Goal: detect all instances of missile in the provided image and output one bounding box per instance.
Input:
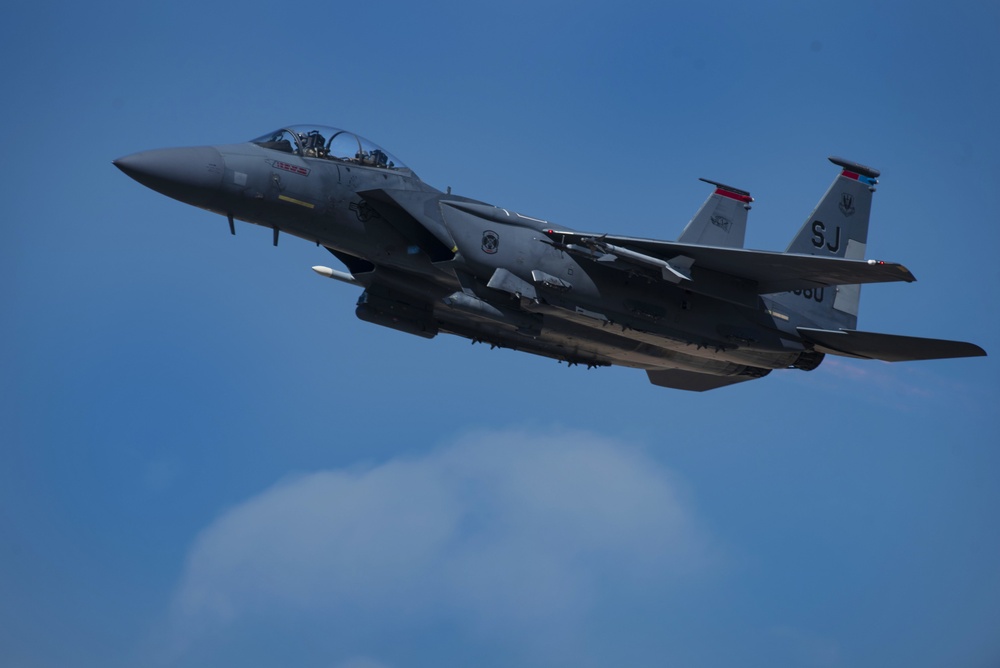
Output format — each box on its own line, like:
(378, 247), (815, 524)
(311, 265), (361, 286)
(583, 238), (693, 283)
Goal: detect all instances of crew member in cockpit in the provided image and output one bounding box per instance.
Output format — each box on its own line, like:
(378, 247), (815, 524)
(300, 130), (327, 158)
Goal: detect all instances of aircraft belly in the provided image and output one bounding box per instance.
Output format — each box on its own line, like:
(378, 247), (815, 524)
(533, 303), (799, 371)
(521, 268), (799, 367)
(433, 296), (790, 375)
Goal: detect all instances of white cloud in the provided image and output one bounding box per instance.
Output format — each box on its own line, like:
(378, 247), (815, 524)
(168, 429), (712, 659)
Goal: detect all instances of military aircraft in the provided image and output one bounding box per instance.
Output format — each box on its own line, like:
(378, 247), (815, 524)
(114, 125), (985, 391)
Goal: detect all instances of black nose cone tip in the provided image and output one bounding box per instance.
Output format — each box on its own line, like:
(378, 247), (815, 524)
(113, 146), (225, 200)
(112, 153), (144, 179)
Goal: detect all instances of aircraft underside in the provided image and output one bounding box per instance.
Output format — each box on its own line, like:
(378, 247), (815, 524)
(357, 280), (808, 377)
(434, 309), (796, 377)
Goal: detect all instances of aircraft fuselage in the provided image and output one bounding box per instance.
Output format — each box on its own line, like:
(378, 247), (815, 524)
(114, 125), (983, 390)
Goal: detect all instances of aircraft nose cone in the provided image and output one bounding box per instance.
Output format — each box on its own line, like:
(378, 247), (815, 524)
(114, 146), (225, 203)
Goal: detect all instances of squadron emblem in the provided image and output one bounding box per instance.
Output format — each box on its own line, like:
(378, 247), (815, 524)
(710, 215), (732, 232)
(839, 192), (855, 217)
(349, 200), (381, 222)
(482, 230), (500, 254)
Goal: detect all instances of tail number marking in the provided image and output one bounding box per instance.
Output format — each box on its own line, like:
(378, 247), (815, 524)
(792, 287), (825, 303)
(811, 221), (841, 254)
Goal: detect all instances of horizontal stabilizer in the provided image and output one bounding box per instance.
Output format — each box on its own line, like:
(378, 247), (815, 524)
(646, 368), (766, 391)
(798, 327), (987, 362)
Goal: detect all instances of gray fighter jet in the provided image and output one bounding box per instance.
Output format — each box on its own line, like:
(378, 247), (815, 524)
(114, 125), (985, 391)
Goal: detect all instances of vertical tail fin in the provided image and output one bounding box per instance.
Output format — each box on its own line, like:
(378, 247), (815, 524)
(772, 157), (880, 329)
(677, 179), (753, 247)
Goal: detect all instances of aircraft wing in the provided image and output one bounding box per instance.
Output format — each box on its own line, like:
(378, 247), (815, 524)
(543, 230), (915, 295)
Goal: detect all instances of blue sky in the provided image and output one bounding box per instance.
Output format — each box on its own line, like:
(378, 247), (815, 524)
(3, 1), (999, 667)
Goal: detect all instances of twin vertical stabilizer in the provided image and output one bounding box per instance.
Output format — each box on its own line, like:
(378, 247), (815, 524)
(677, 179), (753, 248)
(771, 157), (880, 330)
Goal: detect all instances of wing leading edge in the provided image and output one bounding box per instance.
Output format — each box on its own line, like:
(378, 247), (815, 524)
(543, 230), (915, 294)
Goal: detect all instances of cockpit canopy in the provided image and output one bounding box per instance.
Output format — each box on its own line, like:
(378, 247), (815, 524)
(251, 125), (413, 176)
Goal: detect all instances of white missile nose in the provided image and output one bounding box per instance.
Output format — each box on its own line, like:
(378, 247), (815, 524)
(311, 266), (360, 285)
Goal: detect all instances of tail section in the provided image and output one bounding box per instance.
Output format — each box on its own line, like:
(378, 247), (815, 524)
(677, 178), (753, 247)
(771, 157), (880, 329)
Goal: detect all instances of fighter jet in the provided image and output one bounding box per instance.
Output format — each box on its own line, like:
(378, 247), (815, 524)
(114, 125), (985, 391)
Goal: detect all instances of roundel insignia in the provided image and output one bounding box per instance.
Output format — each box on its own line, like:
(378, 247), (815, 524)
(482, 230), (500, 254)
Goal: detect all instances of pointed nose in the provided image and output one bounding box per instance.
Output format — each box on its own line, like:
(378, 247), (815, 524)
(114, 146), (225, 204)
